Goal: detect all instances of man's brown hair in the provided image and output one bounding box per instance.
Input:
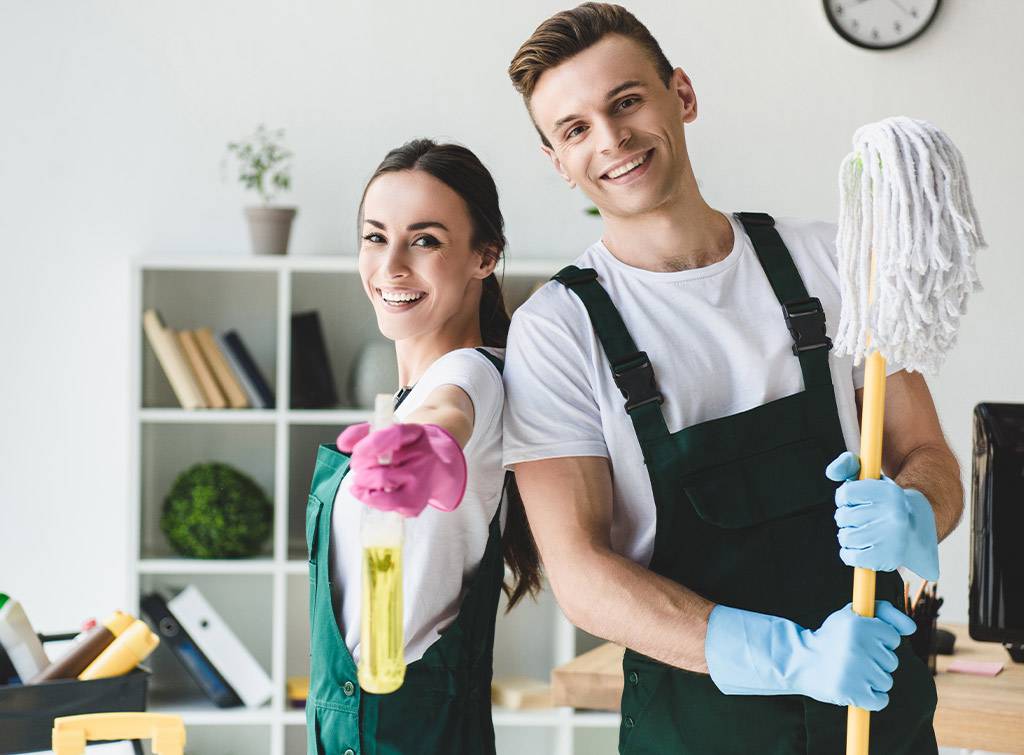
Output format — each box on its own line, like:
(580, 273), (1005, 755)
(508, 3), (674, 146)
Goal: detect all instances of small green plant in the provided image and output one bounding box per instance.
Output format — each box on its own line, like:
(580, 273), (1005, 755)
(225, 124), (292, 204)
(161, 462), (272, 558)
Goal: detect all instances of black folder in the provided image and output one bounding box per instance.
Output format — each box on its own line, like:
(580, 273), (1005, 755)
(140, 593), (242, 708)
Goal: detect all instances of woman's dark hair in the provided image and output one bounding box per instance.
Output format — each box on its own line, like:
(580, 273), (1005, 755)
(360, 138), (541, 609)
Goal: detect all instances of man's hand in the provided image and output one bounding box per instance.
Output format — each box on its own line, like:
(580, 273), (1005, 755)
(826, 451), (940, 580)
(707, 601), (916, 711)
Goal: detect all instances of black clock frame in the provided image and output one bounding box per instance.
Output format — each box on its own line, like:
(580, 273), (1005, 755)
(823, 0), (942, 51)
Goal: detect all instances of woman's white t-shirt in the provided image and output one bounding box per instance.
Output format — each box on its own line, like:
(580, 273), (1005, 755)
(330, 347), (505, 664)
(502, 215), (902, 569)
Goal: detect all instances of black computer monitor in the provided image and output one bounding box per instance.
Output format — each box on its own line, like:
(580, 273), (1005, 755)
(970, 403), (1024, 662)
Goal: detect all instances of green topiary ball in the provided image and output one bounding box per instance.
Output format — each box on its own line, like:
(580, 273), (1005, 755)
(161, 462), (272, 558)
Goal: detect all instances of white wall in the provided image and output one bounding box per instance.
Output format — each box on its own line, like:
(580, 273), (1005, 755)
(1, 0), (1021, 639)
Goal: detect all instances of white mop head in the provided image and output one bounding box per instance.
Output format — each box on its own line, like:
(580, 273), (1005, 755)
(834, 116), (986, 373)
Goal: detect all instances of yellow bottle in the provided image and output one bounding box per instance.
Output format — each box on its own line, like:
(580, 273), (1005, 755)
(358, 394), (406, 694)
(78, 619), (159, 680)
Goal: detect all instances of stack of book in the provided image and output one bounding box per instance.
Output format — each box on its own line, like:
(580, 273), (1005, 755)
(142, 309), (275, 410)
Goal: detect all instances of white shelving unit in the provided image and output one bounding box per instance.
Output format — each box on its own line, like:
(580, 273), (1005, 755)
(127, 254), (620, 755)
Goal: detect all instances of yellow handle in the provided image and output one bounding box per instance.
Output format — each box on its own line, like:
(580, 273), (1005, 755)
(846, 349), (886, 755)
(52, 712), (185, 755)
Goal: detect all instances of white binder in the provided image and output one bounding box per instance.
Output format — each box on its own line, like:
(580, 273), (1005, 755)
(168, 585), (273, 708)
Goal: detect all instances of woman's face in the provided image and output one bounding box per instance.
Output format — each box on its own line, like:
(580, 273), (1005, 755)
(358, 169), (495, 342)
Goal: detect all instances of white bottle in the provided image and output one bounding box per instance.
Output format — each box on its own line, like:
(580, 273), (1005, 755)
(0, 593), (50, 683)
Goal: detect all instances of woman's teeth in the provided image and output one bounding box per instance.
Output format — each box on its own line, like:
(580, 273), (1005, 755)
(380, 290), (425, 305)
(606, 152), (648, 179)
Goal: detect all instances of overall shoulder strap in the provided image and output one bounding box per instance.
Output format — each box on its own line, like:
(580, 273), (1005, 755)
(552, 265), (670, 447)
(733, 212), (835, 390)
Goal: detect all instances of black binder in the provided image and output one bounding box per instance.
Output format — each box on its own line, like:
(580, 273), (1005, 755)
(290, 310), (338, 409)
(140, 593), (243, 708)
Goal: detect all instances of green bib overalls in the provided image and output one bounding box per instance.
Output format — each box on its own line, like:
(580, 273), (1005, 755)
(306, 350), (505, 755)
(553, 213), (937, 754)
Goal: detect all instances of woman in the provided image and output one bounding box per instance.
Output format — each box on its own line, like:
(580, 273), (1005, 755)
(305, 139), (540, 755)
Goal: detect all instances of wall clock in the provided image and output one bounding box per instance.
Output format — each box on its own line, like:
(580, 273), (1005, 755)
(824, 0), (941, 50)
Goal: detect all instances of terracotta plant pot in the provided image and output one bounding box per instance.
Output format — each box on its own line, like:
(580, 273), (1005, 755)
(245, 206), (297, 255)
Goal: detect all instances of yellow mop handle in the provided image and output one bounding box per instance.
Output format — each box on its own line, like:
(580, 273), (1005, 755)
(846, 348), (886, 755)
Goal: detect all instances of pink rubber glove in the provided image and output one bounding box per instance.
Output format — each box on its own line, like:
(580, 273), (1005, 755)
(336, 422), (467, 517)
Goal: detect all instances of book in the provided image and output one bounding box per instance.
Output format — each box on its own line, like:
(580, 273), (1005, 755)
(220, 330), (275, 409)
(194, 327), (249, 409)
(141, 309), (206, 409)
(167, 585), (273, 709)
(140, 593), (242, 708)
(178, 330), (227, 409)
(290, 311), (338, 409)
(215, 332), (264, 409)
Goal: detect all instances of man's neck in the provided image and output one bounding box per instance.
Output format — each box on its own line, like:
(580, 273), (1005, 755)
(600, 192), (734, 273)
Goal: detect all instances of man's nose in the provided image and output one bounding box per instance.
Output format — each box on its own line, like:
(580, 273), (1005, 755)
(595, 118), (630, 155)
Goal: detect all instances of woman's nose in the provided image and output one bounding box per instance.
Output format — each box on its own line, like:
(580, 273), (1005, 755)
(382, 245), (410, 279)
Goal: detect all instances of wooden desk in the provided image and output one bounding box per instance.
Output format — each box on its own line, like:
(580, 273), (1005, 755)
(552, 624), (1024, 753)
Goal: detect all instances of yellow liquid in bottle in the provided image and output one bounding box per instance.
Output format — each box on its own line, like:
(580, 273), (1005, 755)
(358, 545), (405, 694)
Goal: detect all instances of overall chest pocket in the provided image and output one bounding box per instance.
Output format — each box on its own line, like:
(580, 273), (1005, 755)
(680, 437), (836, 529)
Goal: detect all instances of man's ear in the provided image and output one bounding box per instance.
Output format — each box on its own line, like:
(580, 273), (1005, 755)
(671, 67), (698, 124)
(541, 144), (576, 188)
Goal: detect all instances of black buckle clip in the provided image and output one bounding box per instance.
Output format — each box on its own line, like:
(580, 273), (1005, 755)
(734, 212), (775, 227)
(554, 267), (598, 287)
(783, 298), (832, 355)
(612, 352), (663, 412)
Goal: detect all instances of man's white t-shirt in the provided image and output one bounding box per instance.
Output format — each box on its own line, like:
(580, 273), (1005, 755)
(331, 347), (505, 664)
(502, 214), (901, 568)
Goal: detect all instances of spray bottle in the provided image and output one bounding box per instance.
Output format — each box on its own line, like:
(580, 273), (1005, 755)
(0, 593), (50, 682)
(78, 619), (159, 680)
(357, 393), (406, 694)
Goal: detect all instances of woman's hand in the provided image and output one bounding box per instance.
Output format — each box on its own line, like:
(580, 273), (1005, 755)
(337, 422), (468, 517)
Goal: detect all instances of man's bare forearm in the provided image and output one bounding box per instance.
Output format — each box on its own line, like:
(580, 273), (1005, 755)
(549, 544), (714, 673)
(890, 441), (963, 541)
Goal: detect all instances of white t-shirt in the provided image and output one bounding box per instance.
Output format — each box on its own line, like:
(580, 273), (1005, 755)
(331, 347), (505, 664)
(502, 214), (901, 568)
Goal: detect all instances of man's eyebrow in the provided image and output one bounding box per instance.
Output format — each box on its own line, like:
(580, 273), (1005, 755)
(551, 80), (647, 132)
(606, 79), (645, 100)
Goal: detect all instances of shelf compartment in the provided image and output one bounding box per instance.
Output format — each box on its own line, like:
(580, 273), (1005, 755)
(290, 270), (389, 410)
(139, 422), (276, 560)
(141, 269), (278, 410)
(138, 572), (274, 719)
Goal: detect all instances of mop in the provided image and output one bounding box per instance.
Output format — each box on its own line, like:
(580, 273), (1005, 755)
(834, 116), (985, 754)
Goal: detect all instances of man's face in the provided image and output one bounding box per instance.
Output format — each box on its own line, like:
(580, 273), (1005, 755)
(529, 34), (697, 219)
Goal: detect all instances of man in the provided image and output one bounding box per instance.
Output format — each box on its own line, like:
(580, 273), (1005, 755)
(502, 4), (961, 753)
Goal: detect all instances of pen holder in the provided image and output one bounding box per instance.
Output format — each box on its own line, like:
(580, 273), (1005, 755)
(909, 594), (943, 676)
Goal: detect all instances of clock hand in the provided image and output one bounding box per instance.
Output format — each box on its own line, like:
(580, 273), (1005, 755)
(889, 0), (913, 15)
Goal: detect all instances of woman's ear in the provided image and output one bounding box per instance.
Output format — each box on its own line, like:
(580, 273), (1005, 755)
(474, 245), (500, 279)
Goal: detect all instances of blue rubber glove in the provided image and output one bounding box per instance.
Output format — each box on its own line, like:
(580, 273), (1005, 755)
(706, 601), (916, 711)
(826, 451), (940, 580)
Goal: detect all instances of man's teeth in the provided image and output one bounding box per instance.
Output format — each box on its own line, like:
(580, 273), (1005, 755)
(606, 152), (648, 179)
(381, 290), (424, 303)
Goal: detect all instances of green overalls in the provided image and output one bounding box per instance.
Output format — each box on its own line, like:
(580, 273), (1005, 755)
(306, 350), (504, 755)
(553, 213), (937, 754)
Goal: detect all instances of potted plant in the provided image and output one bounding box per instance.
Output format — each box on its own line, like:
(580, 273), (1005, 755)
(160, 462), (273, 558)
(226, 124), (296, 255)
